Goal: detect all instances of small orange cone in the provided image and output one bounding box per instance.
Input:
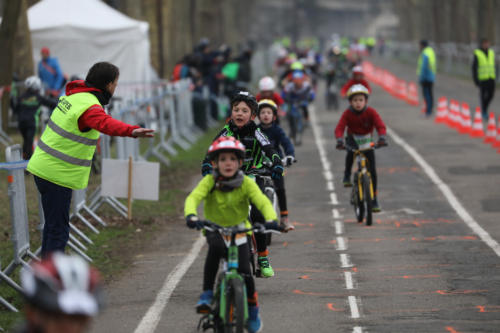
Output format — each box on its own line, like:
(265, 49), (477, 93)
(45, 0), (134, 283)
(470, 107), (485, 138)
(492, 116), (500, 148)
(459, 103), (472, 134)
(484, 112), (497, 143)
(435, 97), (448, 123)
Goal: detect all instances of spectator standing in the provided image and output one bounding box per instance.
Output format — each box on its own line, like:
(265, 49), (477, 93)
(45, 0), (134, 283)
(417, 40), (436, 117)
(472, 38), (496, 121)
(38, 47), (65, 97)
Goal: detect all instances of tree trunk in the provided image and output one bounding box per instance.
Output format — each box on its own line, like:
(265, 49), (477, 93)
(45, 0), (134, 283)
(0, 0), (22, 132)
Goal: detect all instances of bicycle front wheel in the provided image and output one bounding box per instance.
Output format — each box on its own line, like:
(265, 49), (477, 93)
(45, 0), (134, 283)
(224, 278), (246, 333)
(352, 174), (364, 223)
(362, 174), (373, 226)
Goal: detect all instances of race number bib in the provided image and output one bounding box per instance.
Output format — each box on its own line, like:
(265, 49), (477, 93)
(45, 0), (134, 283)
(353, 134), (373, 150)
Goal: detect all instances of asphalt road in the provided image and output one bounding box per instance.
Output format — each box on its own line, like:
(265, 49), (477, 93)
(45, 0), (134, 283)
(90, 59), (500, 333)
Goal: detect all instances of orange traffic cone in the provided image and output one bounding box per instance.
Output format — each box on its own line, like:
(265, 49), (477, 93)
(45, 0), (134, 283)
(492, 116), (500, 148)
(470, 107), (485, 138)
(459, 103), (472, 135)
(447, 100), (459, 129)
(435, 97), (448, 123)
(484, 112), (497, 143)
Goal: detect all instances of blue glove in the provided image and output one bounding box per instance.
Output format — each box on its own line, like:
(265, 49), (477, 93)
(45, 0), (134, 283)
(271, 165), (284, 180)
(201, 163), (213, 176)
(186, 214), (203, 230)
(265, 220), (280, 231)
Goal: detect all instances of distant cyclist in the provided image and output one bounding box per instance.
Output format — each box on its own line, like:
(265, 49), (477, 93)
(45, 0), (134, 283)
(16, 252), (102, 333)
(335, 84), (387, 212)
(340, 66), (372, 98)
(282, 71), (315, 122)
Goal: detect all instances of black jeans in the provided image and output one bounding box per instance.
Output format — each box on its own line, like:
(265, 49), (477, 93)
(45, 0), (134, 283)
(273, 176), (287, 216)
(203, 231), (255, 299)
(479, 79), (495, 119)
(420, 81), (434, 116)
(345, 149), (377, 194)
(34, 175), (73, 256)
(18, 121), (36, 159)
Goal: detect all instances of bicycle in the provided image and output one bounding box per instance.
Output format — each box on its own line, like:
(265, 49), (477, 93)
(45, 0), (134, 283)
(285, 101), (304, 146)
(341, 143), (382, 226)
(197, 221), (280, 333)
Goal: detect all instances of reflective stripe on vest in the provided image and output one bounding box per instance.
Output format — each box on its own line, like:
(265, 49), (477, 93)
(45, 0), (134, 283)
(27, 92), (101, 189)
(475, 49), (496, 81)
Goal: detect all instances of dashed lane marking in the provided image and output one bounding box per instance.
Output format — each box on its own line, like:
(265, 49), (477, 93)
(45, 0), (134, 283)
(330, 193), (339, 205)
(334, 221), (344, 235)
(388, 127), (500, 258)
(340, 253), (353, 268)
(348, 296), (360, 318)
(336, 236), (347, 250)
(345, 271), (354, 289)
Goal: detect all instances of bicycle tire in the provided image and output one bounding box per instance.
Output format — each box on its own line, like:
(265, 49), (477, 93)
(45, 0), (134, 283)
(362, 174), (373, 226)
(352, 174), (364, 223)
(224, 278), (245, 333)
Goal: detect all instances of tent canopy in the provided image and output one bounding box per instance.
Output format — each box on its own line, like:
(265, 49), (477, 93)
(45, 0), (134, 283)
(29, 0), (153, 86)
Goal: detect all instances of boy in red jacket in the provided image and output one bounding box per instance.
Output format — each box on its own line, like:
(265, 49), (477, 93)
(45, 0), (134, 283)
(335, 84), (387, 212)
(340, 66), (372, 98)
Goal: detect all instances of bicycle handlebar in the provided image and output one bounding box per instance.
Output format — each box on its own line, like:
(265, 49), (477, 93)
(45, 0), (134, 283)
(200, 220), (283, 234)
(341, 142), (385, 152)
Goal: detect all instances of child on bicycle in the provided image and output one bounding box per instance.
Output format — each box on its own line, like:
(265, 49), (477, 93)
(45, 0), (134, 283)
(335, 84), (387, 212)
(257, 99), (295, 232)
(201, 91), (284, 278)
(340, 65), (372, 98)
(282, 71), (315, 122)
(186, 136), (278, 333)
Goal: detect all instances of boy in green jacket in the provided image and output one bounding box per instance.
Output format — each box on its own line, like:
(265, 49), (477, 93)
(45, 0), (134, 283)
(185, 136), (277, 333)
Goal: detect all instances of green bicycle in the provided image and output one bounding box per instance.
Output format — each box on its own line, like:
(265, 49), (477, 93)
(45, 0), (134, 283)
(197, 221), (280, 332)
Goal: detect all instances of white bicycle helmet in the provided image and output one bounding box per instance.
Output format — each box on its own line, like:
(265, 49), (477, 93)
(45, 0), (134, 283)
(347, 84), (370, 100)
(21, 252), (102, 316)
(258, 76), (276, 91)
(25, 76), (42, 91)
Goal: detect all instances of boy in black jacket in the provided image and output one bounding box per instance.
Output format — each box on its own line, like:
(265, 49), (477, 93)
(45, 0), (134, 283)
(257, 99), (296, 232)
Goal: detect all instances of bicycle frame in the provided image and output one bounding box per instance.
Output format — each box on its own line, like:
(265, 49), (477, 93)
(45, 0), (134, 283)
(353, 149), (374, 202)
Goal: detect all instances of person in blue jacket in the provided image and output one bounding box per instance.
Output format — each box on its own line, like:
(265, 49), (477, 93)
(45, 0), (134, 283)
(38, 47), (65, 97)
(417, 40), (436, 117)
(257, 99), (295, 232)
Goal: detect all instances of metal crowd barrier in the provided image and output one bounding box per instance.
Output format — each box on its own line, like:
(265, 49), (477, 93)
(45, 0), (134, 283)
(0, 79), (226, 312)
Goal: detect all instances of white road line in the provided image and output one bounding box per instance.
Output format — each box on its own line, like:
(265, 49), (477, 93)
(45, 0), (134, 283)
(388, 127), (500, 257)
(335, 221), (344, 235)
(348, 296), (360, 318)
(336, 236), (347, 250)
(344, 271), (354, 289)
(324, 170), (333, 181)
(134, 236), (205, 333)
(352, 327), (364, 333)
(327, 181), (335, 191)
(330, 193), (339, 205)
(340, 253), (353, 268)
(332, 208), (342, 219)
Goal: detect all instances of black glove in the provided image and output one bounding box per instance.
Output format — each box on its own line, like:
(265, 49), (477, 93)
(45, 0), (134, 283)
(201, 163), (213, 176)
(271, 165), (284, 180)
(284, 155), (295, 166)
(186, 214), (202, 230)
(377, 136), (388, 147)
(265, 220), (280, 231)
(336, 139), (345, 150)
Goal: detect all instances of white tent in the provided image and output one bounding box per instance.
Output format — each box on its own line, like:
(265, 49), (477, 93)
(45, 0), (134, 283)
(28, 0), (154, 85)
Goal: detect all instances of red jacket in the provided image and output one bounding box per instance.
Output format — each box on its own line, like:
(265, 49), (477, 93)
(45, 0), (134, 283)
(340, 78), (372, 98)
(256, 91), (284, 107)
(334, 106), (386, 139)
(65, 80), (140, 137)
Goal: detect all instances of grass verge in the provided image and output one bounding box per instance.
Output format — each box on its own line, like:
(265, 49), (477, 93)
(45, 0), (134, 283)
(0, 124), (220, 330)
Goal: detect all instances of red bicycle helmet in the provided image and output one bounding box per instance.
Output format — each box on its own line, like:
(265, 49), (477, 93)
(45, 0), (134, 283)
(207, 136), (245, 160)
(21, 252), (102, 316)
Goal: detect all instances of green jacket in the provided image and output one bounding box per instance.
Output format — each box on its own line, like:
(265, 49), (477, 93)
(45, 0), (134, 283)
(184, 174), (277, 227)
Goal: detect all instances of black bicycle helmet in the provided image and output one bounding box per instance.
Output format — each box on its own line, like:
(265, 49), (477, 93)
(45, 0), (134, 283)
(230, 91), (258, 115)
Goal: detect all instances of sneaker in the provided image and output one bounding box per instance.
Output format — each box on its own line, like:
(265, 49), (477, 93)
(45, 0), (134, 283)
(257, 256), (274, 278)
(372, 198), (381, 213)
(247, 305), (263, 333)
(280, 216), (295, 232)
(196, 290), (213, 313)
(343, 175), (353, 187)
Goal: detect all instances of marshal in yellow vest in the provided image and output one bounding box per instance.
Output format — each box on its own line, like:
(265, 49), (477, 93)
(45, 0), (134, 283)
(475, 49), (496, 81)
(27, 92), (101, 189)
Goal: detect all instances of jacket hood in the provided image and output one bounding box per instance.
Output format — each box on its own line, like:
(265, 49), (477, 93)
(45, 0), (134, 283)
(65, 80), (101, 96)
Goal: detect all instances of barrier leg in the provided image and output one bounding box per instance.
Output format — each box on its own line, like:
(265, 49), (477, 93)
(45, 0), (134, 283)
(69, 223), (93, 245)
(67, 241), (92, 262)
(74, 213), (99, 234)
(0, 270), (23, 293)
(69, 233), (88, 251)
(82, 205), (107, 227)
(0, 296), (18, 312)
